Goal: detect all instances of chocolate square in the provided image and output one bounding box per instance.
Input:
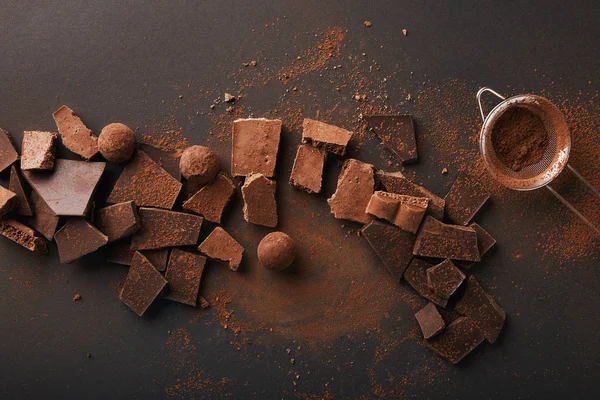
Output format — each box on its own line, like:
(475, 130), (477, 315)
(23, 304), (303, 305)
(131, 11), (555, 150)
(413, 216), (480, 262)
(426, 259), (466, 299)
(425, 317), (485, 364)
(301, 118), (352, 155)
(183, 172), (236, 223)
(131, 208), (203, 250)
(415, 303), (445, 339)
(444, 173), (490, 226)
(403, 258), (448, 307)
(54, 218), (108, 263)
(164, 249), (206, 306)
(328, 159), (375, 224)
(21, 131), (57, 171)
(289, 144), (327, 194)
(361, 220), (415, 281)
(365, 115), (418, 164)
(95, 201), (140, 242)
(242, 174), (278, 227)
(198, 227), (244, 271)
(231, 118), (281, 177)
(119, 251), (167, 316)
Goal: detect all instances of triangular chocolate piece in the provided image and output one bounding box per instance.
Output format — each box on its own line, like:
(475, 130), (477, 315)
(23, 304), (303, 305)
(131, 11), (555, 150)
(0, 128), (19, 173)
(54, 218), (108, 263)
(9, 166), (33, 217)
(366, 115), (418, 164)
(28, 191), (59, 240)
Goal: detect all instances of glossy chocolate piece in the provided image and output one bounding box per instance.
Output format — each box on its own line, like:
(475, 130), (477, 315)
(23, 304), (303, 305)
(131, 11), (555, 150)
(183, 172), (236, 223)
(119, 251), (167, 316)
(231, 118), (281, 177)
(403, 258), (448, 307)
(241, 174), (278, 227)
(131, 207), (203, 250)
(444, 173), (490, 226)
(426, 317), (485, 364)
(0, 128), (19, 173)
(377, 171), (445, 219)
(426, 259), (466, 299)
(164, 249), (206, 306)
(328, 159), (375, 224)
(52, 105), (98, 160)
(413, 216), (480, 262)
(9, 166), (33, 216)
(95, 201), (140, 242)
(361, 220), (415, 281)
(0, 219), (47, 253)
(415, 303), (445, 339)
(198, 227), (243, 271)
(21, 131), (57, 171)
(301, 118), (352, 156)
(54, 218), (108, 263)
(289, 144), (327, 194)
(365, 115), (418, 163)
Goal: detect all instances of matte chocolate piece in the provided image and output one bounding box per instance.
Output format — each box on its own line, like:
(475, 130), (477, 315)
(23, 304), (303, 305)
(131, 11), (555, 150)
(289, 144), (327, 194)
(52, 105), (99, 160)
(179, 145), (220, 185)
(403, 258), (448, 307)
(131, 207), (203, 250)
(426, 317), (485, 364)
(0, 186), (17, 218)
(365, 115), (418, 163)
(164, 249), (206, 306)
(95, 201), (140, 242)
(0, 128), (19, 173)
(377, 171), (445, 219)
(182, 172), (235, 223)
(144, 248), (171, 272)
(232, 118), (281, 177)
(415, 303), (445, 339)
(54, 218), (108, 263)
(455, 276), (506, 343)
(27, 191), (59, 240)
(105, 240), (135, 266)
(257, 232), (295, 271)
(444, 173), (490, 226)
(98, 123), (136, 163)
(0, 219), (48, 253)
(456, 223), (496, 269)
(107, 150), (182, 210)
(21, 131), (57, 171)
(413, 216), (480, 262)
(23, 159), (106, 217)
(9, 166), (33, 216)
(361, 220), (415, 281)
(426, 259), (466, 299)
(301, 118), (352, 156)
(119, 251), (167, 316)
(198, 227), (244, 271)
(139, 143), (181, 181)
(241, 174), (278, 227)
(366, 191), (428, 233)
(328, 159), (374, 224)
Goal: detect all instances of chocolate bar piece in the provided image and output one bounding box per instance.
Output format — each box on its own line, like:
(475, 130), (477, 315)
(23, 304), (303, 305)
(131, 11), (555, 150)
(21, 131), (57, 171)
(119, 251), (167, 316)
(183, 172), (236, 223)
(403, 258), (448, 307)
(164, 249), (206, 306)
(289, 144), (327, 194)
(366, 191), (428, 233)
(0, 128), (18, 173)
(144, 248), (171, 272)
(52, 105), (98, 160)
(328, 159), (374, 224)
(54, 218), (108, 263)
(455, 276), (506, 343)
(198, 227), (244, 271)
(377, 171), (445, 219)
(241, 174), (278, 227)
(131, 207), (203, 250)
(27, 191), (59, 240)
(231, 118), (281, 177)
(415, 303), (445, 339)
(107, 150), (182, 210)
(9, 166), (33, 216)
(105, 239), (170, 270)
(426, 259), (466, 299)
(301, 118), (352, 155)
(444, 173), (490, 225)
(365, 115), (418, 163)
(95, 201), (140, 242)
(0, 219), (47, 253)
(457, 223), (496, 269)
(139, 143), (181, 181)
(413, 216), (480, 262)
(426, 317), (484, 364)
(361, 220), (415, 281)
(0, 186), (17, 218)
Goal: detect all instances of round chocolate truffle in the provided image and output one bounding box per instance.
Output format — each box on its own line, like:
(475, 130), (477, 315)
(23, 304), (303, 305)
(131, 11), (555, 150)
(98, 123), (136, 163)
(179, 145), (220, 185)
(257, 232), (295, 271)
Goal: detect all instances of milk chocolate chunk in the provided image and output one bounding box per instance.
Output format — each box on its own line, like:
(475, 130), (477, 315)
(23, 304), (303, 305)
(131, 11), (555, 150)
(139, 143), (181, 181)
(9, 166), (33, 216)
(0, 128), (18, 173)
(457, 223), (496, 268)
(403, 258), (448, 307)
(27, 191), (59, 240)
(415, 303), (445, 339)
(119, 251), (167, 316)
(0, 219), (48, 253)
(52, 105), (98, 160)
(21, 131), (57, 171)
(0, 186), (17, 218)
(198, 227), (244, 271)
(289, 145), (327, 194)
(365, 115), (418, 163)
(183, 172), (235, 223)
(426, 317), (485, 364)
(54, 218), (108, 263)
(232, 118), (281, 177)
(377, 171), (445, 219)
(95, 201), (140, 242)
(23, 159), (106, 216)
(131, 207), (203, 250)
(328, 159), (374, 224)
(301, 118), (352, 155)
(426, 259), (466, 299)
(241, 174), (277, 227)
(107, 150), (182, 210)
(444, 173), (490, 226)
(455, 276), (506, 343)
(366, 191), (428, 233)
(361, 220), (415, 281)
(413, 216), (480, 262)
(164, 249), (206, 306)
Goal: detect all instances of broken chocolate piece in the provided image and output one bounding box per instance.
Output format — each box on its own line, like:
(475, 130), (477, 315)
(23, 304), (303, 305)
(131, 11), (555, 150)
(9, 166), (33, 216)
(328, 159), (374, 224)
(144, 248), (170, 272)
(289, 144), (327, 194)
(444, 173), (490, 225)
(0, 219), (47, 253)
(366, 191), (428, 233)
(198, 227), (244, 271)
(139, 143), (181, 181)
(0, 186), (17, 218)
(21, 131), (57, 171)
(54, 218), (108, 263)
(107, 150), (182, 210)
(231, 118), (281, 177)
(131, 207), (203, 250)
(415, 303), (445, 339)
(52, 105), (99, 160)
(0, 128), (18, 173)
(95, 201), (140, 242)
(365, 115), (418, 163)
(456, 223), (496, 269)
(413, 216), (480, 262)
(105, 240), (135, 265)
(27, 191), (59, 240)
(164, 249), (206, 306)
(361, 220), (415, 281)
(426, 317), (485, 364)
(426, 259), (466, 299)
(119, 251), (167, 316)
(182, 172), (235, 223)
(241, 174), (277, 227)
(403, 258), (448, 307)
(301, 118), (352, 155)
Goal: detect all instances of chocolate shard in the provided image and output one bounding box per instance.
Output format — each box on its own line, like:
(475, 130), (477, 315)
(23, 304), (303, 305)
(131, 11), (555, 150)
(52, 105), (99, 160)
(241, 174), (277, 227)
(403, 258), (448, 307)
(131, 207), (203, 250)
(144, 248), (171, 272)
(119, 251), (167, 316)
(27, 191), (59, 240)
(426, 259), (466, 299)
(198, 227), (244, 271)
(366, 191), (428, 234)
(164, 249), (206, 306)
(183, 172), (236, 223)
(415, 303), (445, 339)
(0, 128), (19, 173)
(426, 317), (485, 364)
(413, 216), (480, 262)
(444, 173), (490, 226)
(289, 144), (327, 194)
(23, 159), (106, 217)
(328, 159), (375, 224)
(139, 143), (181, 181)
(456, 223), (496, 269)
(361, 220), (415, 281)
(0, 186), (17, 218)
(301, 118), (352, 155)
(54, 218), (108, 263)
(107, 150), (182, 210)
(95, 201), (140, 242)
(9, 166), (33, 216)
(21, 131), (57, 171)
(455, 276), (506, 343)
(365, 115), (418, 163)
(0, 219), (48, 253)
(231, 118), (281, 177)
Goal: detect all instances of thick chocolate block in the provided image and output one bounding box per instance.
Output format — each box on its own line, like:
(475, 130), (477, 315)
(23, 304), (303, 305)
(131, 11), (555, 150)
(9, 166), (33, 216)
(242, 174), (278, 227)
(426, 259), (466, 299)
(365, 115), (418, 164)
(366, 191), (428, 233)
(444, 173), (490, 226)
(164, 249), (206, 306)
(0, 186), (17, 218)
(27, 191), (59, 240)
(21, 131), (57, 171)
(426, 317), (485, 364)
(0, 128), (19, 173)
(119, 251), (167, 316)
(415, 303), (445, 339)
(403, 258), (448, 307)
(52, 105), (98, 160)
(413, 216), (480, 262)
(131, 208), (203, 250)
(231, 118), (281, 177)
(54, 218), (108, 263)
(361, 220), (415, 281)
(328, 159), (375, 224)
(301, 118), (352, 155)
(289, 144), (327, 194)
(377, 171), (445, 219)
(0, 219), (48, 253)
(183, 172), (236, 223)
(198, 227), (244, 271)
(95, 201), (140, 242)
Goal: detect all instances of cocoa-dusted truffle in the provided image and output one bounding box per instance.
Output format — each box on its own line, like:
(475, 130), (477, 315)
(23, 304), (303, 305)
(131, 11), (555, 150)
(257, 232), (295, 271)
(98, 123), (136, 163)
(179, 145), (220, 185)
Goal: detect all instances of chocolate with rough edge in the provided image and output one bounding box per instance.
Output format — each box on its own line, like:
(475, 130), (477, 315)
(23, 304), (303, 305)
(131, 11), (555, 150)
(366, 191), (428, 234)
(52, 105), (98, 160)
(139, 143), (181, 181)
(54, 218), (108, 263)
(301, 118), (352, 155)
(231, 118), (281, 177)
(403, 258), (448, 308)
(377, 171), (445, 219)
(413, 216), (480, 262)
(198, 227), (244, 271)
(328, 159), (375, 224)
(9, 166), (33, 216)
(95, 201), (140, 242)
(365, 115), (418, 163)
(119, 251), (167, 316)
(289, 144), (327, 194)
(415, 303), (445, 339)
(21, 131), (57, 171)
(426, 259), (466, 299)
(105, 239), (170, 271)
(444, 173), (490, 226)
(27, 191), (59, 240)
(241, 173), (278, 227)
(164, 249), (206, 306)
(0, 219), (48, 253)
(457, 223), (497, 268)
(0, 128), (18, 173)
(131, 207), (203, 250)
(426, 317), (485, 364)
(361, 220), (415, 281)
(183, 172), (235, 223)
(144, 249), (171, 272)
(0, 186), (17, 218)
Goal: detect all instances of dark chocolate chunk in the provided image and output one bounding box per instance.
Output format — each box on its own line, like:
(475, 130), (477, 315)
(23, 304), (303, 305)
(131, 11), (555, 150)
(0, 128), (18, 173)
(95, 201), (140, 242)
(198, 227), (244, 271)
(164, 249), (206, 306)
(232, 118), (281, 177)
(0, 186), (17, 218)
(131, 207), (203, 250)
(9, 166), (33, 216)
(426, 317), (485, 364)
(144, 249), (171, 272)
(241, 174), (278, 227)
(444, 173), (490, 225)
(366, 191), (428, 233)
(301, 118), (352, 155)
(365, 115), (418, 163)
(52, 105), (99, 160)
(456, 223), (497, 269)
(119, 251), (167, 316)
(328, 159), (375, 224)
(403, 258), (448, 307)
(139, 143), (181, 181)
(27, 191), (59, 240)
(21, 131), (57, 171)
(289, 144), (327, 194)
(377, 171), (445, 219)
(183, 172), (235, 223)
(0, 219), (48, 253)
(426, 259), (466, 299)
(415, 303), (445, 339)
(361, 220), (415, 281)
(105, 240), (135, 266)
(413, 216), (480, 262)
(54, 218), (108, 263)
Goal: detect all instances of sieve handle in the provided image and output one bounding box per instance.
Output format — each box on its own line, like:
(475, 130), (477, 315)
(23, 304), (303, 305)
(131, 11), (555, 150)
(546, 181), (600, 236)
(476, 87), (506, 122)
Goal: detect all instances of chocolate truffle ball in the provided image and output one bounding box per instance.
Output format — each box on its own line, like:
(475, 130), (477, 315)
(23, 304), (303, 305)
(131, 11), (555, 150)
(98, 123), (136, 163)
(257, 232), (295, 271)
(179, 145), (220, 185)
